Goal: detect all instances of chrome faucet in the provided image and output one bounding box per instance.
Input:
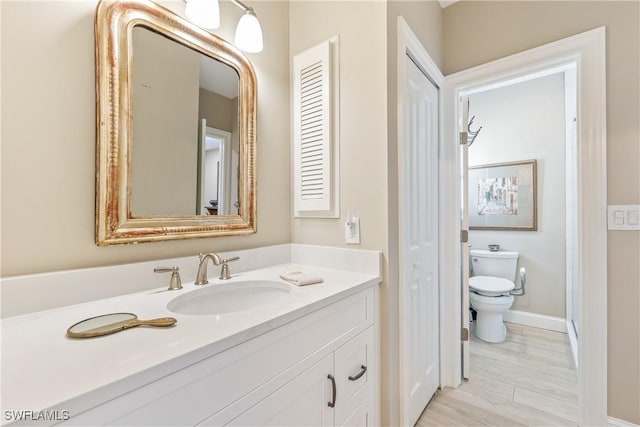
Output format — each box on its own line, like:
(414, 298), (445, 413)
(195, 253), (223, 285)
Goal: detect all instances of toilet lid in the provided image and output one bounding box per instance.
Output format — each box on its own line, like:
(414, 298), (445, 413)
(469, 276), (515, 293)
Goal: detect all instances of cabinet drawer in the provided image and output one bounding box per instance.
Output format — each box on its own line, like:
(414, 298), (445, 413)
(339, 397), (374, 427)
(63, 288), (374, 426)
(335, 327), (374, 426)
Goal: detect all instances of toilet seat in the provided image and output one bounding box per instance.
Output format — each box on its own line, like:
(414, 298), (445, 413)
(470, 275), (514, 297)
(469, 291), (514, 306)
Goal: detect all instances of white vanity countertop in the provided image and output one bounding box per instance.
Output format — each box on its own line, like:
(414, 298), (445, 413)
(1, 263), (380, 417)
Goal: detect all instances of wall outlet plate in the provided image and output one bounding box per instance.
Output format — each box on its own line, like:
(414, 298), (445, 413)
(345, 216), (360, 244)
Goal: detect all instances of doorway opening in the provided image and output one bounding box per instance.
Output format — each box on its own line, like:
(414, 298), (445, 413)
(396, 19), (606, 427)
(463, 63), (578, 353)
(440, 27), (607, 426)
(455, 67), (579, 424)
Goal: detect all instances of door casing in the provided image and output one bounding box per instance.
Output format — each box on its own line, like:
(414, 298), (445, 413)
(397, 20), (607, 427)
(440, 27), (608, 426)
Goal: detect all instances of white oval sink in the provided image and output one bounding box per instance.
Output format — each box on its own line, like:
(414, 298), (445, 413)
(167, 280), (292, 315)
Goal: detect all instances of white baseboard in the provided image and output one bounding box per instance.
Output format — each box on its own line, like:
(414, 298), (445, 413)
(503, 309), (567, 333)
(608, 416), (640, 427)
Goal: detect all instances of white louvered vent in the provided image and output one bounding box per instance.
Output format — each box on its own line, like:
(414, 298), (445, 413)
(299, 60), (328, 202)
(293, 38), (339, 217)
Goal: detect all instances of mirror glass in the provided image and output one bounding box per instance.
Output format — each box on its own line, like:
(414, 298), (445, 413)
(131, 27), (240, 217)
(68, 313), (136, 335)
(95, 0), (257, 245)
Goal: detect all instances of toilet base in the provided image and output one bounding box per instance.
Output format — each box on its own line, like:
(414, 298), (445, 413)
(475, 311), (508, 343)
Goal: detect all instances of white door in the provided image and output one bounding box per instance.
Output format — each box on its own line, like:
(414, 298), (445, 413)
(460, 96), (471, 379)
(399, 54), (440, 427)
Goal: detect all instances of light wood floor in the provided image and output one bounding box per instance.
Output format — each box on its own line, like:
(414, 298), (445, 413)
(417, 322), (578, 426)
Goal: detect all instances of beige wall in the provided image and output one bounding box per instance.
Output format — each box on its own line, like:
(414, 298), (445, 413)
(468, 73), (567, 318)
(199, 89), (234, 132)
(2, 0), (637, 424)
(289, 3), (442, 426)
(289, 1), (388, 252)
(131, 27), (200, 216)
(289, 3), (443, 425)
(444, 2), (640, 423)
(388, 1), (443, 69)
(0, 0), (291, 277)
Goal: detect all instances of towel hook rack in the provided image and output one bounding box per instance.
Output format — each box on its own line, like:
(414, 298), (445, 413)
(467, 98), (483, 146)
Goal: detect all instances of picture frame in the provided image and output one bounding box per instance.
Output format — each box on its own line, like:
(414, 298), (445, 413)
(469, 159), (537, 231)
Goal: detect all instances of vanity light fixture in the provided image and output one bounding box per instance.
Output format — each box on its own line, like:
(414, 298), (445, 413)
(184, 0), (263, 53)
(234, 7), (263, 53)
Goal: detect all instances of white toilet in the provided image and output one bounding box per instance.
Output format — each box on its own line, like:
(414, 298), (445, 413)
(469, 249), (519, 343)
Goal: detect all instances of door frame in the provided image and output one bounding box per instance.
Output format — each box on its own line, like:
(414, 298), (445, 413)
(207, 126), (233, 215)
(440, 27), (608, 425)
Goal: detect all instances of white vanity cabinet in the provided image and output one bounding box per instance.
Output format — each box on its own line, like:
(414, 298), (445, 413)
(223, 353), (335, 427)
(59, 287), (377, 427)
(210, 327), (375, 427)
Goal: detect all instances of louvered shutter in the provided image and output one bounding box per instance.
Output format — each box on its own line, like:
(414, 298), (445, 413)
(293, 39), (338, 217)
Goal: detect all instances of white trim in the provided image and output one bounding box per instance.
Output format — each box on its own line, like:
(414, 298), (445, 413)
(206, 127), (232, 215)
(608, 416), (640, 427)
(567, 319), (579, 370)
(564, 65), (579, 374)
(396, 17), (445, 427)
(441, 27), (608, 426)
(503, 310), (567, 333)
(291, 37), (340, 218)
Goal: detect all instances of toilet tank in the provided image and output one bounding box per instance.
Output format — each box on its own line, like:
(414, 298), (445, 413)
(470, 249), (519, 282)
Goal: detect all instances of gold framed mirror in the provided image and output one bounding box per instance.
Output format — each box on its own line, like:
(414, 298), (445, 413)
(95, 0), (257, 246)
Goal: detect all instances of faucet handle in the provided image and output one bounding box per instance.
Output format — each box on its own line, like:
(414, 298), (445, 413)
(219, 257), (239, 280)
(154, 266), (182, 290)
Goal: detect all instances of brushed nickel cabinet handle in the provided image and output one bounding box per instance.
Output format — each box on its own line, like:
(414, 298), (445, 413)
(348, 365), (367, 381)
(327, 374), (336, 408)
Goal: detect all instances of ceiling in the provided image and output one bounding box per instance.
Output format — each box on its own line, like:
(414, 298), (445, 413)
(199, 56), (239, 99)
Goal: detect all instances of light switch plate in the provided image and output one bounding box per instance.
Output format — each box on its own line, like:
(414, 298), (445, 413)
(608, 205), (640, 230)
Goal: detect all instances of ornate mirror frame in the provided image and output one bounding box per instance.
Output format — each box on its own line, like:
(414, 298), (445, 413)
(95, 0), (257, 246)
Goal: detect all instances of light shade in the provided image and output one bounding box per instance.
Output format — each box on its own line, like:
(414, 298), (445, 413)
(185, 0), (220, 29)
(235, 10), (263, 53)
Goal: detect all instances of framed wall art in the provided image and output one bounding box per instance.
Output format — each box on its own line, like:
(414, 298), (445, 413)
(469, 159), (537, 231)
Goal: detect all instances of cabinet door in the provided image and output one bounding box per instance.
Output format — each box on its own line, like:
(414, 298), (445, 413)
(225, 354), (334, 427)
(339, 398), (374, 427)
(335, 327), (374, 425)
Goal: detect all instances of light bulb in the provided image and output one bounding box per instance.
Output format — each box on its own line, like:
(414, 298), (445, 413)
(235, 10), (263, 53)
(185, 0), (220, 29)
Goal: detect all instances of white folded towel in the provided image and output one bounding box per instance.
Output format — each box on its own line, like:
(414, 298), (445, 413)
(280, 268), (323, 286)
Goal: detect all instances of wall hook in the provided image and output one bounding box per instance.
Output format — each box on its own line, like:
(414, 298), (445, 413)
(467, 98), (483, 146)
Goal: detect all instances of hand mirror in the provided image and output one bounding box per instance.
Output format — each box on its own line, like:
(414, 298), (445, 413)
(66, 313), (176, 338)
